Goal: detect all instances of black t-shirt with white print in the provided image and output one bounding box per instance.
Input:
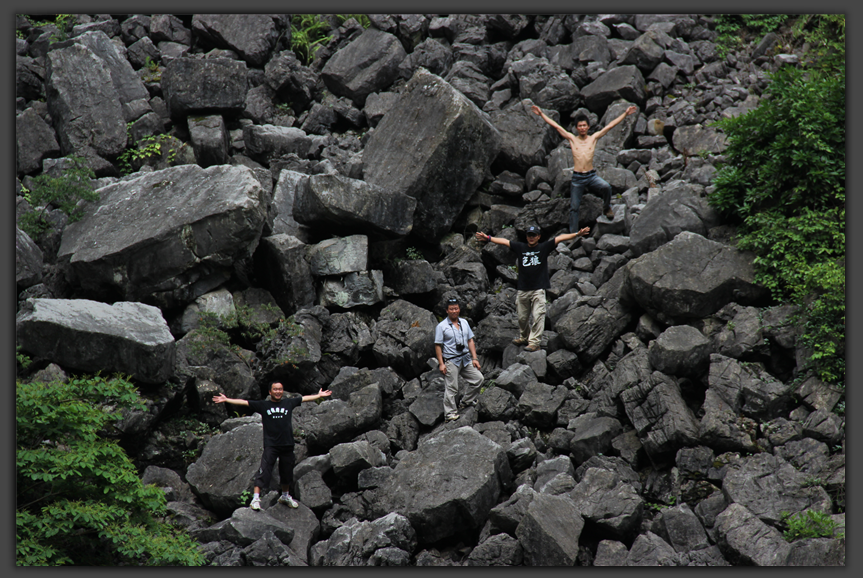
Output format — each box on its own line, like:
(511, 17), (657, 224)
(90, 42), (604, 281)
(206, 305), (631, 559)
(510, 239), (555, 291)
(247, 395), (302, 447)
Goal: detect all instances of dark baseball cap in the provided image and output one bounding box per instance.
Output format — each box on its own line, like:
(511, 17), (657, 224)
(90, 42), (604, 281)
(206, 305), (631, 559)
(526, 226), (541, 235)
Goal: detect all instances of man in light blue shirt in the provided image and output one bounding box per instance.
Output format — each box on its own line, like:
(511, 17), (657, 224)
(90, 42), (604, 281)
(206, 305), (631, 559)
(434, 297), (483, 422)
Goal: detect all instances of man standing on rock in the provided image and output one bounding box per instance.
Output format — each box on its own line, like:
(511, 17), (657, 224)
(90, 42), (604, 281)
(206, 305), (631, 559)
(475, 224), (589, 352)
(213, 382), (332, 511)
(434, 297), (483, 422)
(532, 104), (637, 233)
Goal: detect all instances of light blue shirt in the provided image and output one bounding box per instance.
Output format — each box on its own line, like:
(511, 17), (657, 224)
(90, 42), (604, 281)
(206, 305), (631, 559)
(434, 317), (475, 367)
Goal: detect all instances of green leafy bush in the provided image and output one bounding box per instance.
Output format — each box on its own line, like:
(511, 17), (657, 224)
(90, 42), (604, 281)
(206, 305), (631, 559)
(18, 156), (98, 241)
(16, 375), (203, 566)
(781, 509), (842, 542)
(708, 27), (844, 386)
(713, 14), (791, 56)
(290, 14), (334, 64)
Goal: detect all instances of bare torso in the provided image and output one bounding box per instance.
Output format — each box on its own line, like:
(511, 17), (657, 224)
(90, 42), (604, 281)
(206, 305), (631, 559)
(569, 135), (597, 172)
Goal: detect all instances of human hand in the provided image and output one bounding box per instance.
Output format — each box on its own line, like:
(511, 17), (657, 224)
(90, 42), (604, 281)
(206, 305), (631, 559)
(319, 389), (332, 398)
(531, 105), (542, 115)
(439, 362), (447, 375)
(626, 105), (637, 115)
(213, 393), (227, 404)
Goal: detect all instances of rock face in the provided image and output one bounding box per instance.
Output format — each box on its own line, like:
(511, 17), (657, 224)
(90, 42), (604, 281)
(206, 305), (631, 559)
(15, 13), (844, 569)
(16, 298), (174, 384)
(371, 426), (512, 544)
(57, 164), (267, 306)
(363, 68), (503, 241)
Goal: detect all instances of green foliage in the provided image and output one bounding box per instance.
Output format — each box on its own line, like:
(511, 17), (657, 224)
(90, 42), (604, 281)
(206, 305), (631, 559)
(405, 246), (423, 260)
(290, 14), (333, 64)
(336, 14), (371, 28)
(16, 375), (203, 566)
(708, 41), (845, 386)
(792, 14), (845, 72)
(118, 133), (181, 175)
(714, 14), (791, 57)
(16, 346), (33, 373)
(18, 156), (98, 241)
(781, 509), (842, 542)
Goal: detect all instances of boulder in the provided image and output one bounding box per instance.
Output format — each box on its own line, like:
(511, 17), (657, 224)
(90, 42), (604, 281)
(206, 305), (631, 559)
(45, 42), (127, 161)
(293, 173), (417, 237)
(321, 28), (406, 107)
(188, 114), (230, 167)
(319, 513), (417, 566)
(647, 324), (712, 378)
(308, 235), (368, 276)
(363, 68), (502, 241)
(254, 234), (315, 316)
(624, 232), (767, 324)
(488, 99), (560, 174)
(243, 124), (313, 165)
(15, 108), (61, 175)
(16, 227), (44, 290)
(515, 492), (584, 566)
(554, 296), (632, 367)
(620, 371), (700, 463)
(371, 426), (512, 544)
(569, 466), (643, 540)
(161, 57), (248, 118)
(371, 300), (438, 379)
(293, 384), (383, 453)
(714, 503), (791, 566)
(58, 164), (267, 307)
(191, 14), (285, 68)
(191, 507), (295, 549)
(16, 298), (174, 384)
(628, 186), (720, 256)
(581, 65), (647, 113)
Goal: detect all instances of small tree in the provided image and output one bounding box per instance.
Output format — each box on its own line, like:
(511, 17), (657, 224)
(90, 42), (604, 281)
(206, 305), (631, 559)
(16, 374), (203, 566)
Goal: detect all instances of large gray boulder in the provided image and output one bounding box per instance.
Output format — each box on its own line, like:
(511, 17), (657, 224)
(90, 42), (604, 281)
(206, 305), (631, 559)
(515, 492), (584, 566)
(254, 234), (315, 316)
(371, 300), (438, 379)
(57, 164), (267, 307)
(321, 28), (407, 107)
(292, 384), (383, 453)
(243, 125), (313, 165)
(307, 235), (368, 277)
(188, 114), (229, 167)
(16, 298), (174, 384)
(554, 295), (633, 367)
(16, 227), (43, 290)
(620, 371), (701, 463)
(363, 68), (502, 241)
(191, 14), (285, 68)
(185, 423), (271, 516)
(191, 507), (295, 549)
(628, 185), (720, 256)
(624, 231), (767, 324)
(647, 324), (712, 378)
(508, 55), (581, 112)
(570, 465), (643, 541)
(16, 107), (61, 175)
(319, 513), (417, 566)
(489, 99), (561, 174)
(45, 42), (127, 161)
(581, 65), (647, 112)
(706, 354), (794, 420)
(371, 426), (512, 544)
(161, 57), (248, 118)
(714, 503), (791, 566)
(293, 173), (417, 237)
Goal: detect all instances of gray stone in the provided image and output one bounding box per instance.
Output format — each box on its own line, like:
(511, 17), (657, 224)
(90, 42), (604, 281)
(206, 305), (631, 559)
(16, 298), (174, 384)
(191, 14), (284, 68)
(161, 57), (248, 118)
(515, 492), (584, 566)
(648, 324), (712, 378)
(714, 503), (791, 566)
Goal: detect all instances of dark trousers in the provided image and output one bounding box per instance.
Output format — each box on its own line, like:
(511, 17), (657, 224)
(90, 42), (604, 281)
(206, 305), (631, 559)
(570, 170), (612, 233)
(254, 445), (295, 492)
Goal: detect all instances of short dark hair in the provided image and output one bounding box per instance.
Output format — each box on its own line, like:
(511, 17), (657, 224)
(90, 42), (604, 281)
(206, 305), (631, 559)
(574, 114), (589, 126)
(446, 297), (460, 307)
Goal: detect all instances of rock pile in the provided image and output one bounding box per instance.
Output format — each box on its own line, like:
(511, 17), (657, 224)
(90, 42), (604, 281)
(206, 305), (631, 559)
(16, 13), (844, 567)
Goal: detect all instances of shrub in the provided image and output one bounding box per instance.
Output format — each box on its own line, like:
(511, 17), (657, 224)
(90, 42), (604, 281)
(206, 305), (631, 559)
(781, 509), (842, 542)
(708, 28), (845, 386)
(16, 374), (203, 566)
(18, 156), (98, 241)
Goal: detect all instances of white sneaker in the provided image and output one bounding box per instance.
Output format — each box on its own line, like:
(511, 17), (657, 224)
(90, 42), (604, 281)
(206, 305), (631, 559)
(278, 493), (299, 508)
(250, 496), (262, 511)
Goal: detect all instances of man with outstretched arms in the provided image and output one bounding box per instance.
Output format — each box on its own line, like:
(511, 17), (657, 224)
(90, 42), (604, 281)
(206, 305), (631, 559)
(532, 104), (637, 233)
(213, 382), (332, 511)
(434, 297), (483, 423)
(475, 224), (589, 352)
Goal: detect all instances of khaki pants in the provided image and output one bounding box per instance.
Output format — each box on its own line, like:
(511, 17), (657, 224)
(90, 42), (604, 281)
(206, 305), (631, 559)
(442, 361), (484, 418)
(517, 289), (547, 347)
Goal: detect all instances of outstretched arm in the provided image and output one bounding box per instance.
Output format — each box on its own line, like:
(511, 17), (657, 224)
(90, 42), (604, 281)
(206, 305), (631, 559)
(553, 227), (591, 245)
(531, 105), (574, 141)
(302, 388), (332, 402)
(475, 231), (511, 248)
(593, 106), (638, 139)
(212, 393), (249, 406)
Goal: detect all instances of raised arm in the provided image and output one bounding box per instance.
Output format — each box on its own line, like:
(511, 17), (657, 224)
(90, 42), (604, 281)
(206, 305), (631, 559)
(212, 393), (249, 406)
(531, 105), (574, 141)
(593, 106), (638, 139)
(474, 231), (511, 248)
(302, 388), (332, 402)
(553, 227), (591, 245)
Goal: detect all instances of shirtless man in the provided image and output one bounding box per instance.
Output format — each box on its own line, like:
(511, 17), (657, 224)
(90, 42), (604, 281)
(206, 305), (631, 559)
(532, 104), (637, 233)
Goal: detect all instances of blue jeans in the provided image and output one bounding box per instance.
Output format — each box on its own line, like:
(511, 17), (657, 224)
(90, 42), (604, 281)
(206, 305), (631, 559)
(570, 170), (611, 233)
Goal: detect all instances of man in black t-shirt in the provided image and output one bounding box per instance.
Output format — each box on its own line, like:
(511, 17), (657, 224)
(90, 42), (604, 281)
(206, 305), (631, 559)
(213, 382), (332, 511)
(476, 224), (589, 351)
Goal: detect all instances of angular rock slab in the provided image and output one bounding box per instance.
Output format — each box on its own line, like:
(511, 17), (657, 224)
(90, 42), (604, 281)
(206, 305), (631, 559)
(371, 299), (439, 379)
(58, 164), (267, 306)
(628, 186), (720, 257)
(363, 68), (503, 241)
(161, 56), (248, 118)
(293, 172), (416, 237)
(16, 298), (174, 384)
(16, 227), (44, 289)
(515, 492), (585, 566)
(714, 503), (791, 566)
(624, 231), (767, 324)
(372, 426), (512, 544)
